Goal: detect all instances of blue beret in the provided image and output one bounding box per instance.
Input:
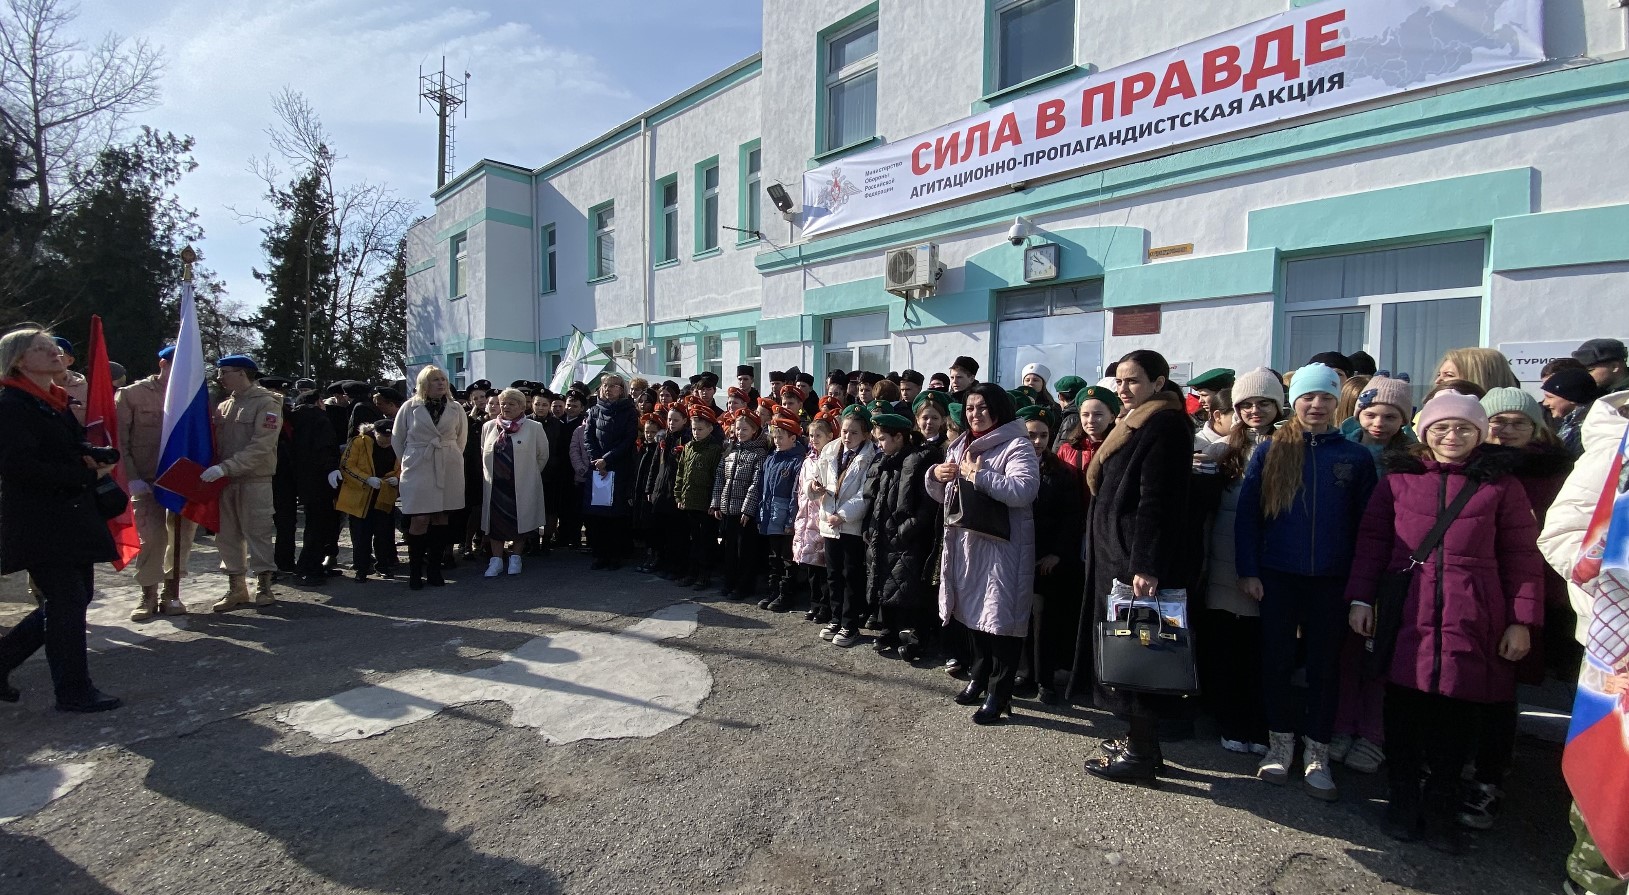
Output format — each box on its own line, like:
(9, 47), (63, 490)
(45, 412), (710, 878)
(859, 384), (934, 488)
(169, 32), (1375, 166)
(216, 354), (258, 372)
(157, 345), (175, 361)
(54, 336), (73, 355)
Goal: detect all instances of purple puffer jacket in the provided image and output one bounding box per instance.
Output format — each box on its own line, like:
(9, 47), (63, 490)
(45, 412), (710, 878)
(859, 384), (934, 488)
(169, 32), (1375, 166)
(1345, 449), (1546, 703)
(792, 450), (826, 567)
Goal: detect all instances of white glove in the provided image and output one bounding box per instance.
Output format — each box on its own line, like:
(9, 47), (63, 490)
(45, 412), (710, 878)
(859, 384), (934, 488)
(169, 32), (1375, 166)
(127, 479), (151, 495)
(327, 470), (342, 488)
(200, 465), (225, 483)
(384, 476), (399, 487)
(365, 476), (382, 489)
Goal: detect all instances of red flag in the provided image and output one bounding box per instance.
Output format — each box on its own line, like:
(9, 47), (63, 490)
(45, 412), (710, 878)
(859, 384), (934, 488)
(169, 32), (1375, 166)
(83, 316), (141, 570)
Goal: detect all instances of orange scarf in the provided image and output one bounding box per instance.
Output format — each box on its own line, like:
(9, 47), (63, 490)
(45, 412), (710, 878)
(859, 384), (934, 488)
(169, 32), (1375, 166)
(1, 375), (70, 413)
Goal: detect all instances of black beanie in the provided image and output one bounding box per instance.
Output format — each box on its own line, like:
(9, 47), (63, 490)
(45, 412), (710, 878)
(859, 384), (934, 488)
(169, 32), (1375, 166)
(1542, 367), (1600, 405)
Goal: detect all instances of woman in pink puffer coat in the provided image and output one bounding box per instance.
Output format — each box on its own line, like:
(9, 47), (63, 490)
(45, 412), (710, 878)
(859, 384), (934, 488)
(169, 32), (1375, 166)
(793, 415), (835, 622)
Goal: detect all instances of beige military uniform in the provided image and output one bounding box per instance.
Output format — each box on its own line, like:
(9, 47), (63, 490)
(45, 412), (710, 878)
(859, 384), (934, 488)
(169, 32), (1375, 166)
(213, 384), (282, 575)
(116, 376), (197, 587)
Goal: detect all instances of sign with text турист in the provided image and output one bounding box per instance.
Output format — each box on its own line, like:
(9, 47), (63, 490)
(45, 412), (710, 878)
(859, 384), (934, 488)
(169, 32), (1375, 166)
(801, 0), (1544, 238)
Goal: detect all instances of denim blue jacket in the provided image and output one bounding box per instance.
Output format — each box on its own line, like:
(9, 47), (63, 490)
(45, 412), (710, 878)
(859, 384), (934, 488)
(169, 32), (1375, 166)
(1235, 429), (1378, 578)
(756, 441), (806, 535)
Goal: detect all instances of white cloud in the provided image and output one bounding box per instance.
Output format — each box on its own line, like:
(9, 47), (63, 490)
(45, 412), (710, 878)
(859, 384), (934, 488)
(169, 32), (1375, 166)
(79, 0), (638, 310)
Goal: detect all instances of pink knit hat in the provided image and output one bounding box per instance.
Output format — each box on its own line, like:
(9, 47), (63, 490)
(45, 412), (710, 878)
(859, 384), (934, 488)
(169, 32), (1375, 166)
(1415, 392), (1488, 439)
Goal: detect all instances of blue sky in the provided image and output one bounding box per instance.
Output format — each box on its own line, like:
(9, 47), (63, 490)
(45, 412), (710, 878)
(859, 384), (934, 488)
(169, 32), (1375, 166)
(77, 0), (763, 311)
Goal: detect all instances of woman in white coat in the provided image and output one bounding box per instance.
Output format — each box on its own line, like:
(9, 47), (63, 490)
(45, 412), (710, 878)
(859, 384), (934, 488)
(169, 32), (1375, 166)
(394, 365), (469, 589)
(482, 388), (549, 577)
(927, 383), (1040, 725)
(812, 406), (878, 648)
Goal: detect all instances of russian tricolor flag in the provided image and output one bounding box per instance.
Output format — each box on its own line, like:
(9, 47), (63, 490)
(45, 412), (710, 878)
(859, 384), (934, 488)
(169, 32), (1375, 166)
(155, 278), (219, 531)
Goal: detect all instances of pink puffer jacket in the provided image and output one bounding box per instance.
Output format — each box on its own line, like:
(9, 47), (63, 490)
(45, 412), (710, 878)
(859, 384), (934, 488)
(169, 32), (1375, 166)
(792, 450), (826, 566)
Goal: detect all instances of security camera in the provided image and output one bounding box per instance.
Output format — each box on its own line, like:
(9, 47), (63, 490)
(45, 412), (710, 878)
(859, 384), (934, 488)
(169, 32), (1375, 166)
(1007, 216), (1032, 247)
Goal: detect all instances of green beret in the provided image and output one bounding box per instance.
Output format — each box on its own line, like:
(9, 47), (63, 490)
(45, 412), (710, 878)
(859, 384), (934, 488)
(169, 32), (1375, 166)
(870, 412), (914, 432)
(911, 389), (950, 415)
(1187, 367), (1236, 390)
(1078, 385), (1122, 416)
(864, 399), (893, 417)
(948, 403), (966, 429)
(1016, 404), (1054, 429)
(841, 403), (872, 424)
(1054, 375), (1087, 398)
(1007, 387), (1037, 411)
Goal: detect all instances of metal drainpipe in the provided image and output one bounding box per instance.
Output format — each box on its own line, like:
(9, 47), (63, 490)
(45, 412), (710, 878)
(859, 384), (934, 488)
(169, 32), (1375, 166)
(641, 116), (653, 370)
(531, 170), (541, 379)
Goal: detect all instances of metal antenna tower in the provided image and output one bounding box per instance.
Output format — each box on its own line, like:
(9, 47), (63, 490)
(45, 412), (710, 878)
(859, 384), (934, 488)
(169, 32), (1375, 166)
(419, 59), (469, 188)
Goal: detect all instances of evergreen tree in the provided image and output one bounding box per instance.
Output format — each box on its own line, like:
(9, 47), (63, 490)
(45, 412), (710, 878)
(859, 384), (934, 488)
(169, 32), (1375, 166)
(347, 236), (407, 380)
(251, 166), (336, 380)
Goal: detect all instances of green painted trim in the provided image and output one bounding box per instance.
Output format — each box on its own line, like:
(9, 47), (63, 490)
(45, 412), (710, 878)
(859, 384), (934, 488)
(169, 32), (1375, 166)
(588, 323), (645, 345)
(814, 3), (880, 160)
(587, 274), (617, 285)
(982, 0), (1080, 100)
(808, 135), (882, 169)
(737, 138), (762, 243)
(692, 247), (723, 261)
(475, 338), (537, 354)
(431, 159), (534, 204)
(693, 155), (722, 255)
(755, 315), (807, 345)
(1246, 169), (1532, 253)
(588, 199), (615, 280)
(539, 223), (557, 293)
(1103, 248), (1279, 308)
(973, 63), (1090, 114)
(804, 276), (894, 318)
(653, 259), (680, 270)
(653, 173), (679, 264)
(1490, 205), (1629, 271)
(648, 308), (763, 338)
(757, 59), (1629, 274)
(407, 354), (435, 365)
(406, 258), (436, 276)
(534, 55), (762, 182)
(537, 337), (564, 353)
(434, 207), (534, 243)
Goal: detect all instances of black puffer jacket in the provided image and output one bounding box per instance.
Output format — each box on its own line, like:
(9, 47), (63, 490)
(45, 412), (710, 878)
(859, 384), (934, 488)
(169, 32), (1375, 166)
(649, 429), (688, 514)
(864, 443), (939, 610)
(709, 433), (769, 517)
(0, 386), (117, 574)
(584, 395), (637, 517)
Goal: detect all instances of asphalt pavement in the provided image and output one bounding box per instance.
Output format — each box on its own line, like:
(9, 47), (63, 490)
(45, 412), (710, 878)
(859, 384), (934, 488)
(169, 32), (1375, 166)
(0, 533), (1575, 894)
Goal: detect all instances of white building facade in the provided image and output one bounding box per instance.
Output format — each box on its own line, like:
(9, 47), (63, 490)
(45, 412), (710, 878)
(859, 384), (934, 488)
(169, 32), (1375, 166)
(407, 0), (1629, 399)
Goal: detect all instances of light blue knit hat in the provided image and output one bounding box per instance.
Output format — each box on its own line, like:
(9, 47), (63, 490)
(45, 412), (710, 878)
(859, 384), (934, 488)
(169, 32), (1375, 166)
(1287, 363), (1341, 403)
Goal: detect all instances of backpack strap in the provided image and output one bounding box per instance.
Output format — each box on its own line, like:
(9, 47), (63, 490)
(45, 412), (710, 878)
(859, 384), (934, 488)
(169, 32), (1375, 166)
(1407, 478), (1481, 569)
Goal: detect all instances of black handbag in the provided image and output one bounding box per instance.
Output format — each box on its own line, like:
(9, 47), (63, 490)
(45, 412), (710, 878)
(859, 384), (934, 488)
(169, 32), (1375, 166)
(1095, 590), (1198, 696)
(944, 452), (1010, 541)
(1364, 479), (1480, 678)
(92, 475), (129, 520)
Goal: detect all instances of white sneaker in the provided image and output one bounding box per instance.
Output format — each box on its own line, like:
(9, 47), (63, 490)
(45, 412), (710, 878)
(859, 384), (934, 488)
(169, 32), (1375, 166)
(1302, 737), (1339, 802)
(1220, 737), (1255, 754)
(506, 555), (522, 576)
(1328, 733), (1355, 763)
(484, 557), (503, 578)
(1257, 731), (1296, 785)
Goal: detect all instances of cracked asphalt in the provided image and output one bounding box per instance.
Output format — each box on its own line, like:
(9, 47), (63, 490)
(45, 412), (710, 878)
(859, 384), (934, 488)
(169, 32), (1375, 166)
(0, 532), (1574, 894)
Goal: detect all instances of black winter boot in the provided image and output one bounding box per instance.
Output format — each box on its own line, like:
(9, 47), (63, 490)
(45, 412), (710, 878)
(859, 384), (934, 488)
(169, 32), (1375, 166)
(407, 533), (426, 590)
(425, 525), (447, 587)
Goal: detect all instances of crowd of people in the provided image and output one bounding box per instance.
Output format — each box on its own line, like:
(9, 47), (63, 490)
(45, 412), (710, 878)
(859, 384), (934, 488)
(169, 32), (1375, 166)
(2, 321), (1628, 891)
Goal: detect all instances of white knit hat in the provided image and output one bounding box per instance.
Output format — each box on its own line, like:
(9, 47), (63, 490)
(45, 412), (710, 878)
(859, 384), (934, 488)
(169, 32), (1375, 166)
(1231, 366), (1285, 409)
(1021, 362), (1051, 384)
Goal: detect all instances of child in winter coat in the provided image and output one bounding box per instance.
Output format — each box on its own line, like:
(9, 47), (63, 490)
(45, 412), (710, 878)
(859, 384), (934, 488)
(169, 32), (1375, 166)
(757, 414), (807, 612)
(710, 411), (770, 600)
(1345, 375), (1417, 474)
(632, 413), (664, 571)
(813, 405), (878, 648)
(794, 414), (836, 622)
(335, 419), (401, 581)
(1346, 392), (1544, 852)
(650, 404), (691, 578)
(675, 406), (724, 589)
(1236, 363), (1378, 802)
(865, 413), (941, 661)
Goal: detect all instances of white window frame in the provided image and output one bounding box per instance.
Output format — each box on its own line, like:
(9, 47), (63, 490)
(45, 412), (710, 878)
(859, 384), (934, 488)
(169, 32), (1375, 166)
(592, 204), (616, 279)
(703, 334), (724, 377)
(744, 148), (762, 237)
(700, 163), (720, 253)
(823, 17), (879, 153)
(451, 233), (468, 298)
(664, 339), (683, 378)
(822, 312), (890, 376)
(661, 181), (680, 263)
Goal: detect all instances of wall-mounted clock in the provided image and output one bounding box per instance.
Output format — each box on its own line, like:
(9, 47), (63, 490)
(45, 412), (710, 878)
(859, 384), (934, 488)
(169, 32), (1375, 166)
(1024, 242), (1059, 282)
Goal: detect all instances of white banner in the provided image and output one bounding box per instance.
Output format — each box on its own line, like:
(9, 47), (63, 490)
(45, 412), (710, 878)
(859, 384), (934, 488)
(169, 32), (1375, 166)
(802, 0), (1544, 237)
(548, 328), (611, 394)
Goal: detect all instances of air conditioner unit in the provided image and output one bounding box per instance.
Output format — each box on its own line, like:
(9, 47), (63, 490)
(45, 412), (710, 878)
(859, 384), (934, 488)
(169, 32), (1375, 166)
(884, 243), (944, 297)
(610, 337), (639, 358)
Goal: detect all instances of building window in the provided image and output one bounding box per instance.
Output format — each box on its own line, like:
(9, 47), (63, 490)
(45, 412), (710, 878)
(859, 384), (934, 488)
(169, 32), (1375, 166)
(656, 176), (679, 264)
(702, 334), (724, 377)
(739, 141), (762, 241)
(664, 339), (683, 378)
(822, 312), (889, 379)
(822, 15), (878, 153)
(546, 351), (563, 376)
(993, 0), (1076, 92)
(695, 159), (720, 254)
(1280, 238), (1485, 402)
(742, 328), (761, 383)
(591, 202), (615, 279)
(996, 281), (1105, 386)
(449, 352), (467, 389)
(540, 225), (556, 293)
(450, 233), (468, 298)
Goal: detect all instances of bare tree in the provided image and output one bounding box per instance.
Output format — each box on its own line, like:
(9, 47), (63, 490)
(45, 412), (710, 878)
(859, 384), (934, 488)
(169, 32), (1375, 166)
(0, 0), (162, 219)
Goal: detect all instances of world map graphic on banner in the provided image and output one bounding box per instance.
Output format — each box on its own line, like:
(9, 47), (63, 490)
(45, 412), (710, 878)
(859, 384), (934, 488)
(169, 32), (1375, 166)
(801, 0), (1544, 237)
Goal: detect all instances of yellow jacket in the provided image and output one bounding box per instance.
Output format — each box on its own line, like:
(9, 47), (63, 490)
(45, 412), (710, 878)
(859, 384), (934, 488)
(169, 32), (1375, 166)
(335, 433), (400, 517)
